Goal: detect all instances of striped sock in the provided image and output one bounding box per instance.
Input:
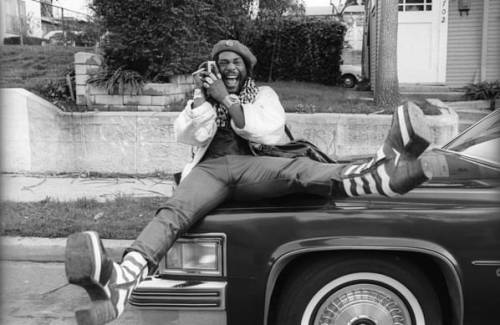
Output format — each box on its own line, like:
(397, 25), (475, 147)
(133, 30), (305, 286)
(341, 159), (398, 197)
(108, 252), (148, 317)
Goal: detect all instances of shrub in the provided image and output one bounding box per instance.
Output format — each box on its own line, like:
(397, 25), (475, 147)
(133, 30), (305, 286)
(92, 1), (345, 86)
(31, 65), (80, 111)
(248, 16), (346, 85)
(88, 66), (145, 95)
(464, 81), (500, 110)
(93, 0), (253, 81)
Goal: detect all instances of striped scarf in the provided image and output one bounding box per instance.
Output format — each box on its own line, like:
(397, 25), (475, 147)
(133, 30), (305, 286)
(215, 77), (259, 128)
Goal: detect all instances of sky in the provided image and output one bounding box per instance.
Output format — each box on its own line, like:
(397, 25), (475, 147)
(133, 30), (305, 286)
(303, 0), (332, 6)
(303, 0), (359, 7)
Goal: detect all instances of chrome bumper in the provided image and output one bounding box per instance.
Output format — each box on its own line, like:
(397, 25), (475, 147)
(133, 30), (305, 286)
(130, 277), (227, 325)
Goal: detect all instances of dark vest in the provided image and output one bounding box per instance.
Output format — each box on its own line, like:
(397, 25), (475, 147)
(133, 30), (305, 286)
(202, 127), (251, 161)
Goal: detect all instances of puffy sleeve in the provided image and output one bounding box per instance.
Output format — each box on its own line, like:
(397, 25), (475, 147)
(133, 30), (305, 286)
(174, 100), (217, 146)
(230, 86), (286, 145)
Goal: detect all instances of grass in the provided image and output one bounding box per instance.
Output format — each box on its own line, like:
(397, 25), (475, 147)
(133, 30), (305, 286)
(0, 45), (93, 89)
(261, 80), (442, 115)
(1, 45), (442, 115)
(0, 196), (166, 239)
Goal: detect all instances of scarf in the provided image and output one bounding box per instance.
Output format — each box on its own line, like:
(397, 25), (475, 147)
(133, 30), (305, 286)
(215, 77), (259, 128)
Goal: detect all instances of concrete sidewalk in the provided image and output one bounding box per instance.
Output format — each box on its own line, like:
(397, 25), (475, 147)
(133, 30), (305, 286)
(1, 173), (175, 202)
(1, 173), (174, 262)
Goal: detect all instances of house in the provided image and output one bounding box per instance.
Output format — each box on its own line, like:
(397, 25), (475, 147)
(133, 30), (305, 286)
(1, 0), (90, 43)
(1, 0), (43, 39)
(367, 0), (500, 88)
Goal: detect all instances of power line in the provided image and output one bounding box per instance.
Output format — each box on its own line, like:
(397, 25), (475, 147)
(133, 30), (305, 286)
(28, 0), (91, 18)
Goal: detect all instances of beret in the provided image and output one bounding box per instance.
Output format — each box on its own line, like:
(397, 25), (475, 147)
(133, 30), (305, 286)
(211, 40), (257, 71)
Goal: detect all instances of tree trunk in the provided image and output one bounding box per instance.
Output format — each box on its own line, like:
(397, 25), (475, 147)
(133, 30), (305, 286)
(375, 0), (400, 111)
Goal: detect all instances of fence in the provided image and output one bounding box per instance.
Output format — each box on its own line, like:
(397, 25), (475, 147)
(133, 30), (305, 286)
(2, 0), (96, 46)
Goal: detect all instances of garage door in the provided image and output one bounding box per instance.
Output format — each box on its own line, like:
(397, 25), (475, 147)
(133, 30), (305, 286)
(397, 0), (448, 83)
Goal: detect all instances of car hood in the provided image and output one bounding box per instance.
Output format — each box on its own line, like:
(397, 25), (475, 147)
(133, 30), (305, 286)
(212, 148), (500, 214)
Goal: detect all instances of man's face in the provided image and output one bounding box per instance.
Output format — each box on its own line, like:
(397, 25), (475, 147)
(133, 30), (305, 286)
(217, 51), (248, 94)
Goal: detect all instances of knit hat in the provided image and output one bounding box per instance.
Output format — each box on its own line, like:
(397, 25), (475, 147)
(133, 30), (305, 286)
(211, 40), (257, 72)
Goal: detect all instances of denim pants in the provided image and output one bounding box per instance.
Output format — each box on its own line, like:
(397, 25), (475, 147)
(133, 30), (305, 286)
(127, 155), (346, 268)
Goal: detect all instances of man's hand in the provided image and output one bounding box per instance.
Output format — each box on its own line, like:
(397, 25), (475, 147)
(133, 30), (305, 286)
(203, 72), (229, 104)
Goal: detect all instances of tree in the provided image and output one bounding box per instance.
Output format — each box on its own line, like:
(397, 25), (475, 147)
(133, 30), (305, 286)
(374, 0), (400, 110)
(330, 0), (359, 19)
(258, 0), (305, 16)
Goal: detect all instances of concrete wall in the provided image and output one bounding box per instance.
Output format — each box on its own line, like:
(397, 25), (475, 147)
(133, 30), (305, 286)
(1, 89), (191, 174)
(74, 52), (195, 111)
(1, 88), (459, 174)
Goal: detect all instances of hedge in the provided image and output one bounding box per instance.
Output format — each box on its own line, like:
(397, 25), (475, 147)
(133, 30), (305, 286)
(93, 0), (252, 81)
(249, 17), (345, 84)
(93, 0), (345, 85)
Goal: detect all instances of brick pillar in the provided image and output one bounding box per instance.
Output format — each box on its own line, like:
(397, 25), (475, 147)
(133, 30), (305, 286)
(74, 52), (103, 106)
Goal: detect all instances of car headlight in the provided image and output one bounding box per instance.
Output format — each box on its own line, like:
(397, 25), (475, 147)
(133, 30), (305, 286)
(160, 234), (225, 276)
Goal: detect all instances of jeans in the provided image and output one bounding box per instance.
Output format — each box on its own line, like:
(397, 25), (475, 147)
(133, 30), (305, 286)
(127, 155), (346, 268)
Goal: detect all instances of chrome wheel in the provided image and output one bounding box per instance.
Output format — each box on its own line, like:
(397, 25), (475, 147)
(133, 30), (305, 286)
(302, 273), (422, 325)
(273, 257), (442, 325)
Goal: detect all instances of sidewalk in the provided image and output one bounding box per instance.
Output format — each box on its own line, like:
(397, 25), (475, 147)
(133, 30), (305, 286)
(1, 173), (175, 262)
(1, 173), (175, 202)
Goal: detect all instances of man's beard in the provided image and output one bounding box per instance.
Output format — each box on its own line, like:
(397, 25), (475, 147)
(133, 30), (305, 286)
(223, 74), (247, 94)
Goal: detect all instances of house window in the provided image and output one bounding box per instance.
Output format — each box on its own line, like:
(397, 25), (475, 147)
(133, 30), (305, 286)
(41, 0), (53, 18)
(398, 0), (433, 12)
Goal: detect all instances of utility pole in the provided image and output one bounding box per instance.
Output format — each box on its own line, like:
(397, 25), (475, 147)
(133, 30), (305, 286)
(17, 0), (24, 45)
(61, 7), (66, 46)
(0, 0), (5, 45)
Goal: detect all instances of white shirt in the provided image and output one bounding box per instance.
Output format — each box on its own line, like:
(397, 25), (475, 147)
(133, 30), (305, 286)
(174, 86), (287, 180)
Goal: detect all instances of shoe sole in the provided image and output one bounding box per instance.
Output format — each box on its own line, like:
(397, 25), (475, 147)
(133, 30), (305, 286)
(66, 231), (116, 324)
(397, 102), (432, 158)
(75, 300), (116, 325)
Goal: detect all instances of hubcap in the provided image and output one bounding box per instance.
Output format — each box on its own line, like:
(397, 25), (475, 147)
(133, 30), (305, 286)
(301, 273), (425, 325)
(312, 283), (412, 325)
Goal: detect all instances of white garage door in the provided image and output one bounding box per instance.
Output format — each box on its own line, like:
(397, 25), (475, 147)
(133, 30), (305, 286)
(397, 0), (448, 83)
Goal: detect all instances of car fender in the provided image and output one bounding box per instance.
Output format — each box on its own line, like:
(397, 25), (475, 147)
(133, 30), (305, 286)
(264, 236), (463, 325)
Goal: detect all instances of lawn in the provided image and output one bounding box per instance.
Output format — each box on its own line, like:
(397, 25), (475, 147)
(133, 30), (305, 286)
(261, 80), (378, 114)
(0, 45), (93, 89)
(1, 196), (165, 239)
(1, 45), (441, 115)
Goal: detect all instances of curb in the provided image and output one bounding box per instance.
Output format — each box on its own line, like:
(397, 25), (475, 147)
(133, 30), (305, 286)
(1, 236), (133, 263)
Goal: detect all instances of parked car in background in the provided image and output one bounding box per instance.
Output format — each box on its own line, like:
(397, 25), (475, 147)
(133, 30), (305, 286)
(131, 110), (500, 325)
(339, 64), (362, 88)
(42, 30), (94, 47)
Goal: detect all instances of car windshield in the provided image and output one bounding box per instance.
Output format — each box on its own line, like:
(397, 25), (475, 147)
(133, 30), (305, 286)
(443, 110), (500, 165)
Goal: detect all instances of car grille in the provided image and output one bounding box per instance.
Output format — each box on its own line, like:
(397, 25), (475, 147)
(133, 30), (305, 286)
(129, 278), (226, 310)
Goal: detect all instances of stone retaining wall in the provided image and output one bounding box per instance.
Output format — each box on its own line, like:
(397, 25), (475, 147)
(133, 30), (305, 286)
(74, 52), (195, 111)
(1, 89), (459, 174)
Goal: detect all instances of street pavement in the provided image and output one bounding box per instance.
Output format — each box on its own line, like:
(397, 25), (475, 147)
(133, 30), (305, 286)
(0, 261), (142, 325)
(0, 173), (175, 324)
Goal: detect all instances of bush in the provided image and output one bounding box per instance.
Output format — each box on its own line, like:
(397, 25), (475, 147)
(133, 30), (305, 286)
(3, 36), (45, 45)
(31, 65), (80, 112)
(464, 81), (500, 110)
(248, 16), (345, 84)
(93, 0), (252, 81)
(92, 1), (345, 86)
(88, 66), (145, 95)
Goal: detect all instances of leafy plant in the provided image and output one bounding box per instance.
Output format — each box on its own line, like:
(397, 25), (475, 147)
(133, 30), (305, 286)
(90, 0), (342, 85)
(88, 66), (145, 95)
(249, 16), (346, 84)
(33, 79), (70, 101)
(31, 65), (79, 111)
(92, 0), (253, 81)
(464, 81), (500, 110)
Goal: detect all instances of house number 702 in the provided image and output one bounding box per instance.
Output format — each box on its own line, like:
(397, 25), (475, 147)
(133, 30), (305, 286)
(441, 0), (447, 23)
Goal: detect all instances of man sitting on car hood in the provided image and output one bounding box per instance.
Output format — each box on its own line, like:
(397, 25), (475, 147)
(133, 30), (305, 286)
(65, 39), (433, 325)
